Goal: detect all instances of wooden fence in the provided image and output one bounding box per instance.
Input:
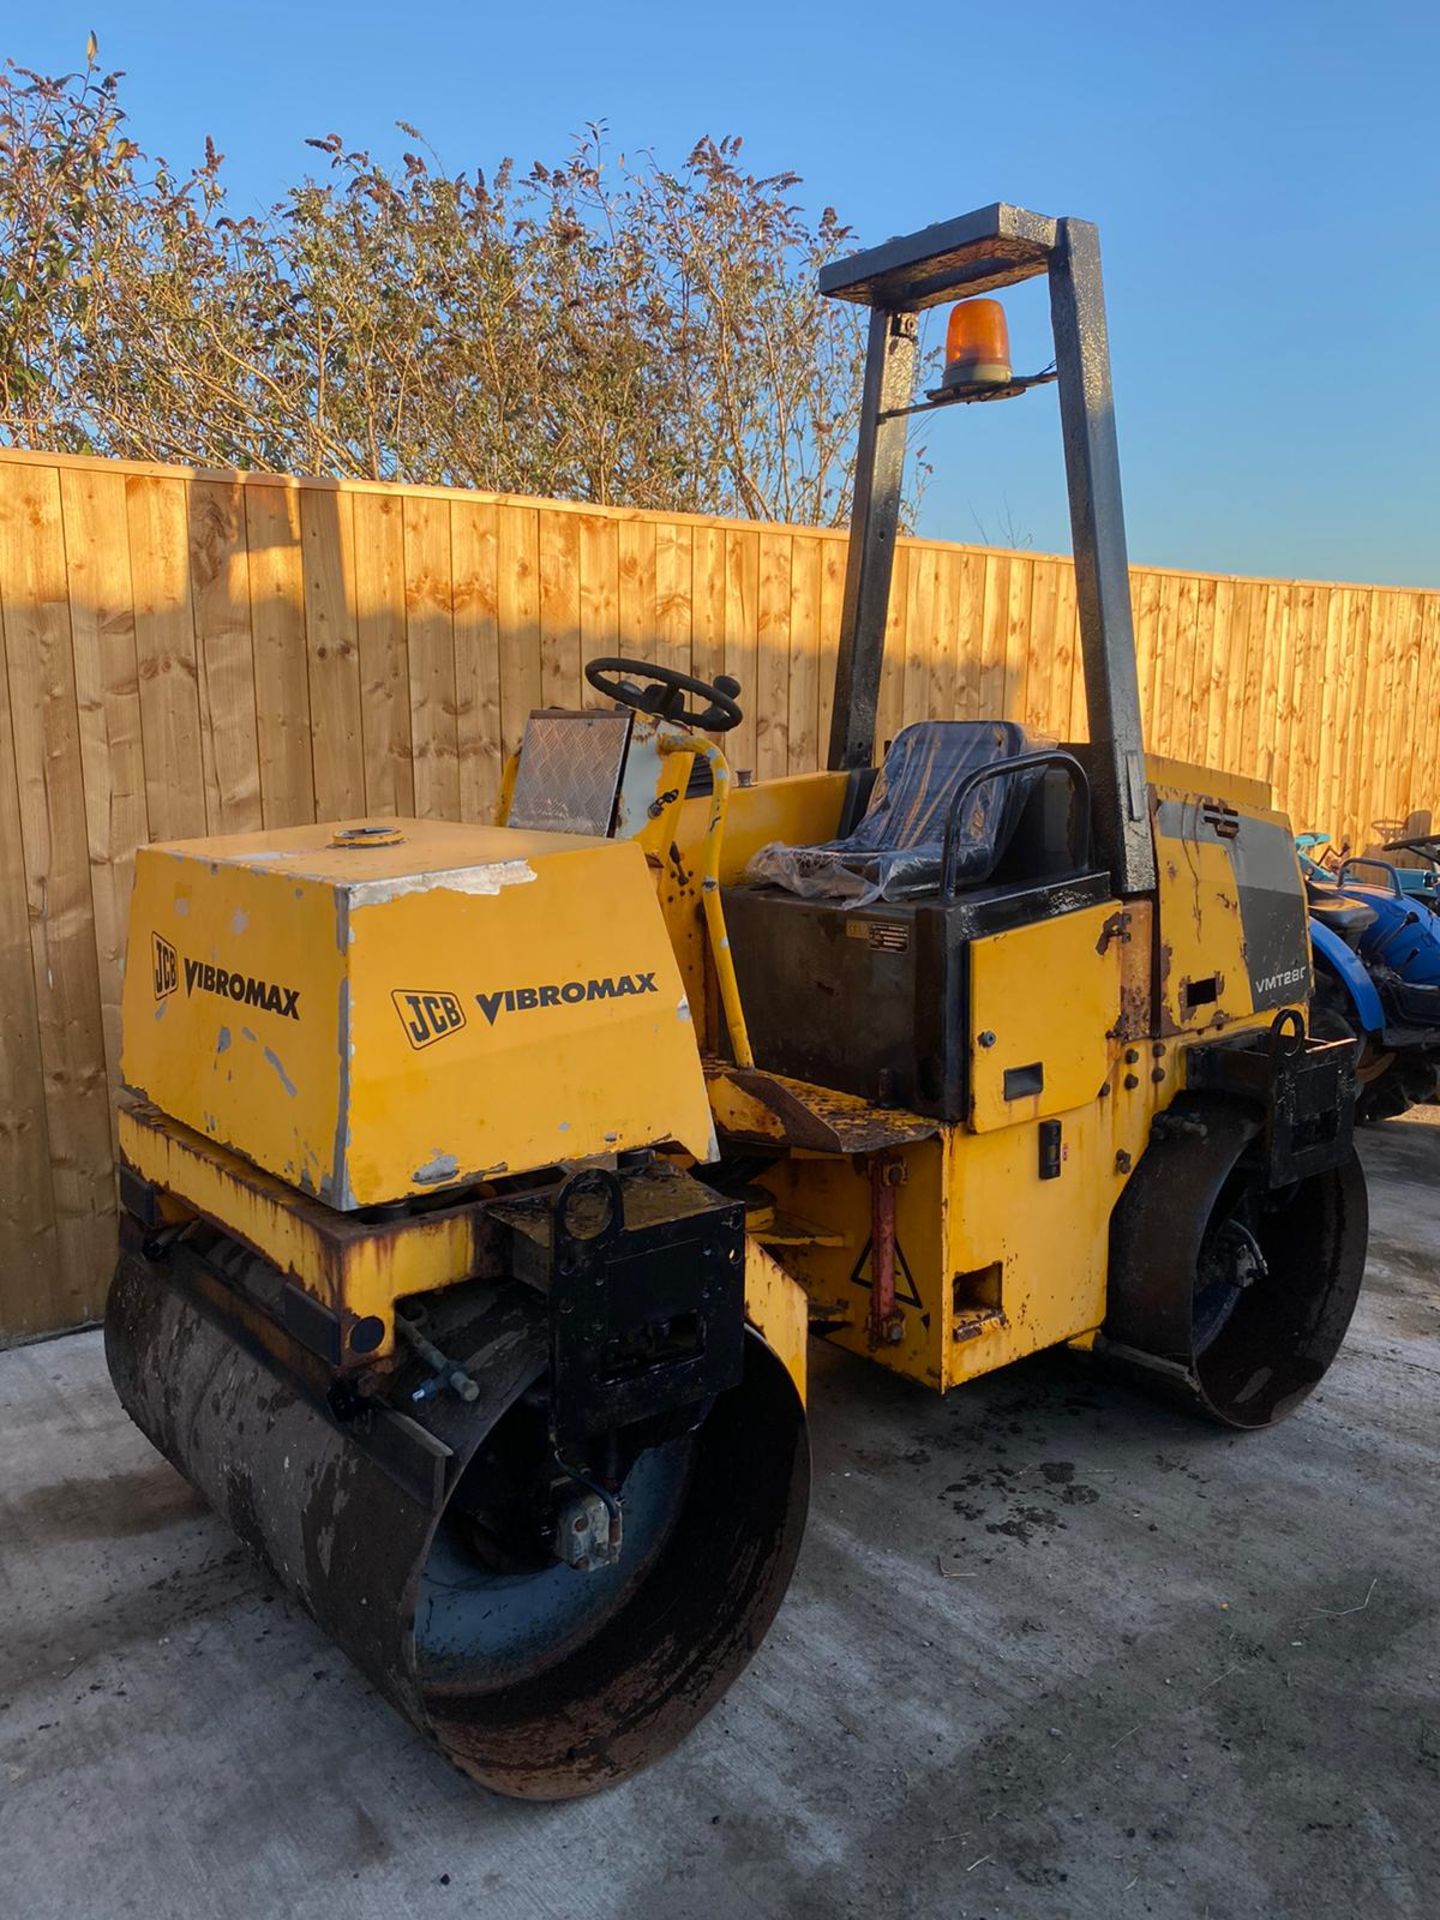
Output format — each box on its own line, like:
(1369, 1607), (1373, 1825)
(1, 445), (1436, 1342)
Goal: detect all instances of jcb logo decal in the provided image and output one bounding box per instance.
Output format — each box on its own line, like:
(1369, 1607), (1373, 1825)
(393, 989), (467, 1050)
(153, 934), (177, 1000)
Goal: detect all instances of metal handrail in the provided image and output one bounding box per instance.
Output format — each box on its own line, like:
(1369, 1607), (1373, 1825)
(939, 749), (1093, 899)
(1337, 856), (1406, 898)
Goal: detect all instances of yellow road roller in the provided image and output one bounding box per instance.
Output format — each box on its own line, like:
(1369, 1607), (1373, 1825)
(106, 203), (1367, 1799)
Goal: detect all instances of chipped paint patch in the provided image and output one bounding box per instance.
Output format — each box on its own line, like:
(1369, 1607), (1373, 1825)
(216, 1026), (232, 1054)
(414, 1150), (459, 1185)
(242, 1026), (258, 1044)
(231, 908), (248, 935)
(346, 861), (537, 909)
(677, 996), (693, 1022)
(263, 1048), (299, 1098)
(173, 895), (189, 917)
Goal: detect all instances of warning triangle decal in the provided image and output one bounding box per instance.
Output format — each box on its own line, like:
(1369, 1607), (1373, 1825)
(848, 1236), (922, 1309)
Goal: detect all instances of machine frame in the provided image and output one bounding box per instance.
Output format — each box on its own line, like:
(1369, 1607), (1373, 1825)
(104, 199), (1370, 1802)
(821, 204), (1154, 898)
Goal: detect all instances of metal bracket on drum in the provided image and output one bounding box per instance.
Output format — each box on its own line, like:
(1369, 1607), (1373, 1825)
(1183, 1011), (1357, 1184)
(497, 1163), (748, 1466)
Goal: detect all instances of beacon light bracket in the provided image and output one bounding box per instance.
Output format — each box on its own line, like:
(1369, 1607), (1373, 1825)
(879, 364), (1057, 421)
(819, 202), (1157, 900)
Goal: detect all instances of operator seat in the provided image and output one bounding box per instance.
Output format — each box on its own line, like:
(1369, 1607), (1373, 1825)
(746, 720), (1039, 903)
(722, 719), (1108, 1119)
(1303, 875), (1378, 941)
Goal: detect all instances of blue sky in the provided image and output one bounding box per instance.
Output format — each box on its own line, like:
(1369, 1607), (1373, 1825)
(11, 2), (1439, 586)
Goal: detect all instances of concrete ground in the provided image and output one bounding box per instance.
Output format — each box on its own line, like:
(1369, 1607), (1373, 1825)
(2, 1119), (1437, 1920)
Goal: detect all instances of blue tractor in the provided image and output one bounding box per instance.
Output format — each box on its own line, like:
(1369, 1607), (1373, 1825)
(1299, 834), (1440, 1120)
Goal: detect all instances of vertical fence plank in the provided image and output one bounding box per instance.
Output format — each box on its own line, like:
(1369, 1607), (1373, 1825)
(127, 472), (206, 840)
(654, 521), (693, 681)
(403, 494), (459, 821)
(577, 510), (620, 740)
(617, 520), (657, 667)
(1393, 593), (1424, 831)
(928, 548), (961, 723)
(816, 533), (845, 754)
(955, 551), (987, 720)
(302, 487), (365, 820)
(1369, 591), (1405, 842)
(692, 526), (728, 716)
(755, 531), (792, 781)
(453, 499), (501, 824)
(1131, 570), (1159, 744)
(1289, 586), (1325, 833)
(577, 514), (620, 656)
(189, 478), (262, 835)
(1271, 585), (1304, 820)
(1328, 591), (1367, 840)
(1219, 580), (1253, 776)
(1196, 575), (1226, 774)
(978, 552), (1010, 723)
(724, 528), (760, 779)
(1061, 563), (1087, 741)
(902, 544), (938, 730)
(1171, 573), (1201, 765)
(352, 491), (414, 818)
(1411, 599), (1440, 840)
(1341, 587), (1375, 848)
(246, 483), (314, 827)
(1236, 580), (1267, 782)
(1003, 555), (1034, 723)
(497, 504), (542, 762)
(1149, 574), (1183, 759)
(1024, 558), (1060, 735)
(0, 463), (113, 1330)
(874, 546), (909, 757)
(1313, 587), (1347, 838)
(0, 484), (59, 1338)
(787, 534), (822, 775)
(538, 510), (583, 712)
(1313, 588), (1341, 833)
(60, 467), (148, 1143)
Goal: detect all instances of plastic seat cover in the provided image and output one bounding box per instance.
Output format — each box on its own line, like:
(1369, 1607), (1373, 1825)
(745, 720), (1041, 905)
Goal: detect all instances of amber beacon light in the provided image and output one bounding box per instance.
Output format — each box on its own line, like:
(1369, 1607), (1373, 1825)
(941, 297), (1012, 389)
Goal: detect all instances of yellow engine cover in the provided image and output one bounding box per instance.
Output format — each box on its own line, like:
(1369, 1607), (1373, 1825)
(122, 818), (716, 1208)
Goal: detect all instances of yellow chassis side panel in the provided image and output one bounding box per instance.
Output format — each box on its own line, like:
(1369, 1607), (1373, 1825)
(121, 1103), (809, 1394)
(742, 1237), (809, 1402)
(118, 1103), (488, 1359)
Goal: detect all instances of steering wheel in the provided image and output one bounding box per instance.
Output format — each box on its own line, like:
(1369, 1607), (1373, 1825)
(584, 656), (743, 733)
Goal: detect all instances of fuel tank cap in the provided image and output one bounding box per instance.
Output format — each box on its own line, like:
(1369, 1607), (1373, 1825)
(329, 823), (406, 849)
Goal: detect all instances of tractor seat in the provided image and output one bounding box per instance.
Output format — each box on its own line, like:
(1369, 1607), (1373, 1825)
(745, 720), (1040, 905)
(1305, 884), (1378, 936)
